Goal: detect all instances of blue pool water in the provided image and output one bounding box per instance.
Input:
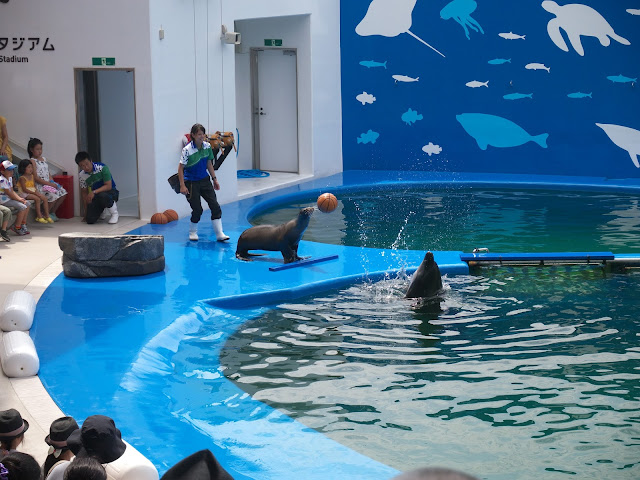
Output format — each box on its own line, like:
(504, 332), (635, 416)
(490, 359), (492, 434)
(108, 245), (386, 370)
(251, 187), (640, 253)
(218, 266), (640, 479)
(31, 172), (640, 479)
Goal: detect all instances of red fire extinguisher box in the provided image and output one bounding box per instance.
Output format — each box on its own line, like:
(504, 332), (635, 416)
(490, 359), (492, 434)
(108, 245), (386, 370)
(52, 174), (74, 219)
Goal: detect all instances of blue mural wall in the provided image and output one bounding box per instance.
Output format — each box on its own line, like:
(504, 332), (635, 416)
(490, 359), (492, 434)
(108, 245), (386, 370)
(341, 0), (640, 178)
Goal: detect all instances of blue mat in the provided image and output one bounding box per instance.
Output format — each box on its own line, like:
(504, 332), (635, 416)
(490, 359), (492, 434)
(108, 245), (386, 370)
(237, 169), (270, 178)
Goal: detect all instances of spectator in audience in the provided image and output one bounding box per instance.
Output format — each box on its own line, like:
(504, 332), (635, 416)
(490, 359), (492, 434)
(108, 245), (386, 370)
(390, 467), (478, 480)
(75, 152), (119, 224)
(67, 415), (126, 464)
(0, 451), (41, 480)
(18, 159), (52, 224)
(0, 409), (29, 456)
(160, 449), (233, 480)
(28, 138), (68, 221)
(0, 116), (12, 161)
(0, 203), (11, 242)
(42, 417), (79, 479)
(0, 160), (30, 235)
(62, 457), (106, 480)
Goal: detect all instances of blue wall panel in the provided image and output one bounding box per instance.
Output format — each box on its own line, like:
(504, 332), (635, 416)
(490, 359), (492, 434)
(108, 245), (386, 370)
(341, 0), (640, 178)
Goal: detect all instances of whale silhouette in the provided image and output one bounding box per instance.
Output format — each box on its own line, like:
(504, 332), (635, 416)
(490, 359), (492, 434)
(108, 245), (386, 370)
(596, 123), (640, 168)
(457, 113), (548, 150)
(542, 1), (630, 56)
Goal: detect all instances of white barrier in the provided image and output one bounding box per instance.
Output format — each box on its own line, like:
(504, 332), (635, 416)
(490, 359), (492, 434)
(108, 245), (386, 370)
(105, 441), (159, 480)
(0, 330), (40, 377)
(1, 290), (36, 331)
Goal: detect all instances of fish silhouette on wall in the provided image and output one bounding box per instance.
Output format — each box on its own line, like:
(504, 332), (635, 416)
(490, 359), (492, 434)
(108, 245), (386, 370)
(567, 92), (592, 98)
(357, 129), (380, 144)
(440, 0), (484, 40)
(525, 63), (550, 73)
(356, 0), (445, 57)
(356, 92), (376, 105)
(359, 60), (387, 69)
(607, 74), (637, 84)
(393, 74), (419, 83)
(422, 142), (443, 156)
(542, 1), (630, 56)
(596, 123), (640, 168)
(488, 58), (511, 65)
(402, 108), (423, 125)
(499, 32), (526, 40)
(466, 80), (489, 88)
(457, 113), (549, 150)
(503, 93), (533, 100)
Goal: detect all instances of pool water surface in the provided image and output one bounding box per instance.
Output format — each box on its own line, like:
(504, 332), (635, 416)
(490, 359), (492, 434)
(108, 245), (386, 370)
(215, 267), (640, 479)
(251, 188), (640, 253)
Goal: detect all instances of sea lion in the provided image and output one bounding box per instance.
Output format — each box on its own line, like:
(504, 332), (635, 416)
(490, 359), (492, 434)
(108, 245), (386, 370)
(236, 207), (314, 263)
(405, 251), (444, 299)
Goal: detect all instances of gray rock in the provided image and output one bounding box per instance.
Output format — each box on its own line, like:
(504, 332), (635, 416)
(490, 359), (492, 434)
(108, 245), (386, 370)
(59, 233), (165, 278)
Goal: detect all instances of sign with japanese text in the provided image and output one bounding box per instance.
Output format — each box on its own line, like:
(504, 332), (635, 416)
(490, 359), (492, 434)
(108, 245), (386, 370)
(0, 37), (54, 63)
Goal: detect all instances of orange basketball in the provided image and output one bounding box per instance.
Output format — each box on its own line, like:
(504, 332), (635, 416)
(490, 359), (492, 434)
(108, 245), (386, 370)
(151, 212), (168, 224)
(163, 209), (179, 222)
(317, 193), (338, 213)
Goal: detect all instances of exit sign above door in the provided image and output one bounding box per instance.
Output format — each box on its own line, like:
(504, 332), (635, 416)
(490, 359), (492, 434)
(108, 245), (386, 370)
(92, 57), (115, 66)
(264, 39), (282, 47)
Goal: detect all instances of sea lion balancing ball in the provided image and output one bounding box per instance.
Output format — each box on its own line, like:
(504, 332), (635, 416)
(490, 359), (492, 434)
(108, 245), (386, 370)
(317, 193), (338, 213)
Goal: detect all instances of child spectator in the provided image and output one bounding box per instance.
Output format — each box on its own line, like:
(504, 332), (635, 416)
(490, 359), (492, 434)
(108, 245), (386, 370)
(0, 204), (11, 242)
(0, 160), (30, 235)
(62, 457), (106, 480)
(75, 152), (119, 224)
(18, 159), (52, 223)
(0, 452), (42, 480)
(0, 409), (29, 456)
(28, 137), (68, 221)
(42, 416), (79, 479)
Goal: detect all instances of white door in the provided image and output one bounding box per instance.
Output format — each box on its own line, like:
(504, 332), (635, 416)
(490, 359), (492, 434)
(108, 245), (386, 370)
(255, 49), (299, 173)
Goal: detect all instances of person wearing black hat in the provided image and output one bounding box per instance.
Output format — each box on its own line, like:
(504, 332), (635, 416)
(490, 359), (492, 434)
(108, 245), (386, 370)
(0, 409), (29, 457)
(67, 415), (126, 465)
(43, 416), (79, 478)
(160, 449), (233, 480)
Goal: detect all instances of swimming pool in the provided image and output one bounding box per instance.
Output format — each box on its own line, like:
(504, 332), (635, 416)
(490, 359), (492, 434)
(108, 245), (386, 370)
(32, 172), (640, 479)
(251, 187), (640, 253)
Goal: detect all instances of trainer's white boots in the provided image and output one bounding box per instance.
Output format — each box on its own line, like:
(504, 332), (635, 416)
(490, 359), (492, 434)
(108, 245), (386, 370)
(189, 222), (199, 241)
(212, 218), (230, 242)
(107, 203), (119, 224)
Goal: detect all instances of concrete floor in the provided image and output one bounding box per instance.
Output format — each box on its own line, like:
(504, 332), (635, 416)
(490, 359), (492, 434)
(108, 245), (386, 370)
(0, 215), (147, 464)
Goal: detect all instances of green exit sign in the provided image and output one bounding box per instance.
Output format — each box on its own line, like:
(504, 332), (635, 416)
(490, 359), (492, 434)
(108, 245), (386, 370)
(264, 39), (282, 47)
(92, 57), (115, 66)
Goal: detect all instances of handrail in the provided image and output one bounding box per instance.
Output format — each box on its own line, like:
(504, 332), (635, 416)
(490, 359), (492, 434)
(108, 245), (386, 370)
(8, 137), (65, 175)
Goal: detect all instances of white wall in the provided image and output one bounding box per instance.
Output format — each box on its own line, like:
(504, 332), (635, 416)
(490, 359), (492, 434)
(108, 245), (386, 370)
(1, 0), (341, 220)
(97, 70), (138, 205)
(0, 0), (155, 218)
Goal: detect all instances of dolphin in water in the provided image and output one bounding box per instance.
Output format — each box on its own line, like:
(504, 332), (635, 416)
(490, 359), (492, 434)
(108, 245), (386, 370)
(596, 123), (640, 168)
(457, 113), (549, 150)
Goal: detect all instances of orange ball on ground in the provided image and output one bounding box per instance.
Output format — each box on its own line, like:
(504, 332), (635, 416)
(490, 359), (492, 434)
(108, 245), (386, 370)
(151, 212), (168, 224)
(317, 193), (338, 213)
(164, 209), (179, 222)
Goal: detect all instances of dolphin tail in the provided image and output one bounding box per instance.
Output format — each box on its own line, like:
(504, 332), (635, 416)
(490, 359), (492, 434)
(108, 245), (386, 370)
(630, 152), (640, 168)
(533, 133), (549, 149)
(610, 33), (630, 46)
